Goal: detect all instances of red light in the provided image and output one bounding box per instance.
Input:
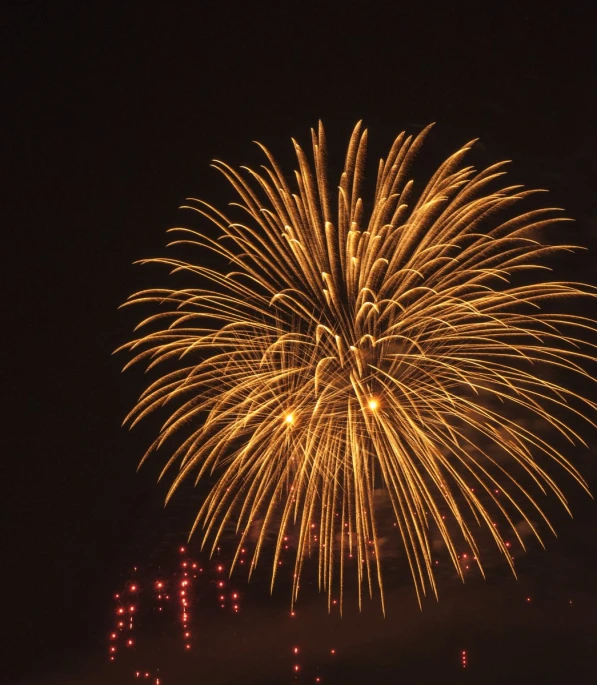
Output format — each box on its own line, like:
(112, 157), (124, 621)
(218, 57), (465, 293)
(293, 646), (299, 654)
(294, 665), (300, 672)
(180, 547), (186, 553)
(130, 584), (137, 591)
(330, 649), (336, 655)
(156, 582), (164, 589)
(127, 639), (133, 646)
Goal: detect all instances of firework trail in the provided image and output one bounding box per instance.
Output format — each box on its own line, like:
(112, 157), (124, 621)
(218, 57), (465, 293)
(119, 122), (597, 612)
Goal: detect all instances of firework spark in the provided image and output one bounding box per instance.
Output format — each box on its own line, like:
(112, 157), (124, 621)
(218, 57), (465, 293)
(119, 122), (597, 612)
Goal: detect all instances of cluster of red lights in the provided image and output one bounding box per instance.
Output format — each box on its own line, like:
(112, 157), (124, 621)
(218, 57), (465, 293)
(106, 517), (566, 683)
(108, 544), (246, 682)
(290, 644), (336, 681)
(109, 581), (138, 662)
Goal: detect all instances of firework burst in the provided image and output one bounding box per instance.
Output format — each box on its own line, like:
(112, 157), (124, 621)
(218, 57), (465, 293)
(119, 122), (596, 612)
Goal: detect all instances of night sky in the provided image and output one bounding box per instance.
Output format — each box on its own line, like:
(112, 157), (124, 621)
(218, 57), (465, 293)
(5, 3), (597, 684)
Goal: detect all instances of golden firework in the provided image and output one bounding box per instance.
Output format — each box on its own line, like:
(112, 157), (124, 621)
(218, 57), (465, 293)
(119, 122), (596, 612)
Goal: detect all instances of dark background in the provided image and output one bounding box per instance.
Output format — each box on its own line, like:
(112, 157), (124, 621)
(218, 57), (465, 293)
(4, 2), (597, 683)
